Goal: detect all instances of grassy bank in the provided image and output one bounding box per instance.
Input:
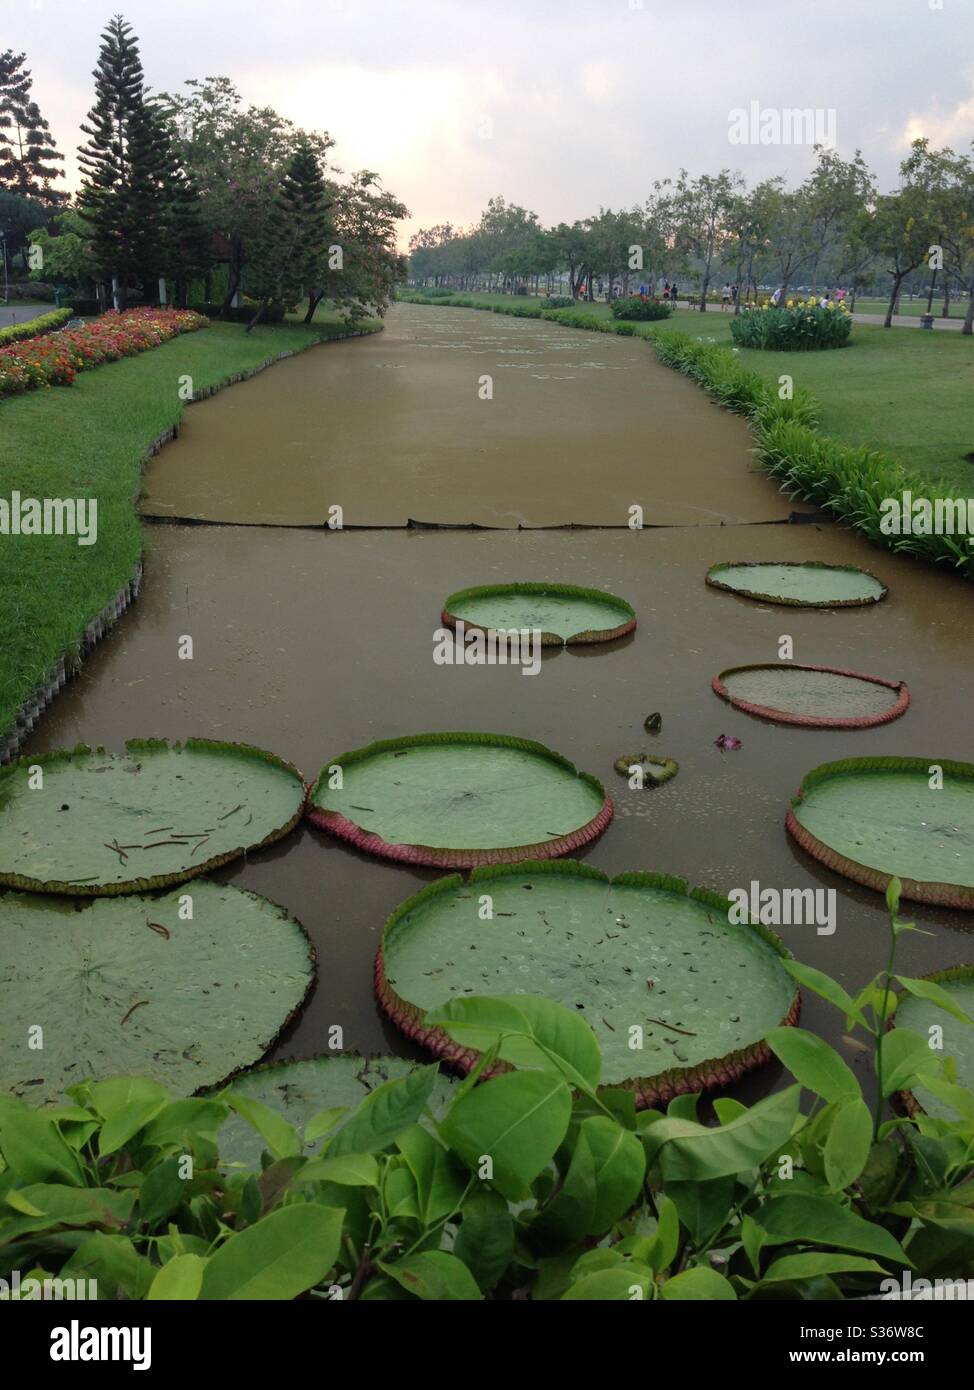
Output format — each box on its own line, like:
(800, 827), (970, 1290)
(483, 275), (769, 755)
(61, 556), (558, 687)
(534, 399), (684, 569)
(0, 316), (380, 745)
(399, 290), (973, 489)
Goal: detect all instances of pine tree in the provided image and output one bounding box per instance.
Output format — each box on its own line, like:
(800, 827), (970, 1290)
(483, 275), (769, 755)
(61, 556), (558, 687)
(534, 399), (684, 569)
(277, 138), (333, 322)
(77, 15), (168, 305)
(0, 49), (65, 203)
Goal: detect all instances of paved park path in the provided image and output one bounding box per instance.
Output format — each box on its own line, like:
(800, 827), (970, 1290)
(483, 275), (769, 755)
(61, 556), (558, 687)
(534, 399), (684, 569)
(0, 304), (49, 328)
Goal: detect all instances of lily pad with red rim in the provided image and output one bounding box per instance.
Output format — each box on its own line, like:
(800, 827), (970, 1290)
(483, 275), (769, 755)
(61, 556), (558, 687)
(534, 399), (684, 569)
(787, 756), (974, 908)
(375, 860), (799, 1108)
(307, 733), (612, 868)
(713, 663), (910, 729)
(0, 739), (307, 895)
(891, 966), (974, 1119)
(0, 880), (315, 1107)
(214, 1055), (457, 1169)
(441, 582), (636, 645)
(706, 561), (887, 608)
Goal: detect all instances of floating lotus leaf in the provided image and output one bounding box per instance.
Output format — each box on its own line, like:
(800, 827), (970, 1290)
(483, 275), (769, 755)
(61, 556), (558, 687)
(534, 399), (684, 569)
(442, 582), (636, 645)
(215, 1055), (457, 1169)
(706, 561), (887, 608)
(0, 739), (307, 895)
(713, 663), (909, 729)
(613, 754), (678, 785)
(376, 860), (799, 1108)
(892, 967), (974, 1118)
(308, 733), (612, 868)
(0, 881), (315, 1107)
(787, 757), (974, 908)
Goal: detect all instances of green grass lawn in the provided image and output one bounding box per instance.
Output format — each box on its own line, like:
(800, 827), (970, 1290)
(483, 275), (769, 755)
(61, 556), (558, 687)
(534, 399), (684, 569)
(407, 292), (974, 490)
(850, 296), (970, 319)
(0, 316), (379, 744)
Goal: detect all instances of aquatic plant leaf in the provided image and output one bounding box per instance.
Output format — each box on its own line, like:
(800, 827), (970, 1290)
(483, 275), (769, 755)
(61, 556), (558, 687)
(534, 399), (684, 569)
(0, 881), (314, 1107)
(0, 739), (306, 895)
(308, 733), (611, 868)
(713, 663), (909, 729)
(441, 582), (636, 645)
(788, 757), (974, 908)
(376, 861), (799, 1108)
(214, 1056), (456, 1170)
(892, 967), (974, 1119)
(706, 560), (886, 608)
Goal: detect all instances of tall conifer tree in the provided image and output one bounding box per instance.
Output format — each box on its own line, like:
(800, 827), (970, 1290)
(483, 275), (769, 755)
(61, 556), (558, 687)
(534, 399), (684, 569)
(0, 49), (65, 202)
(77, 15), (167, 304)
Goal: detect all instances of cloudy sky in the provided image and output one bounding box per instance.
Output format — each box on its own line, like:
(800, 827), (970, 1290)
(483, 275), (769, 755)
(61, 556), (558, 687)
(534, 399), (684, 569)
(4, 0), (974, 243)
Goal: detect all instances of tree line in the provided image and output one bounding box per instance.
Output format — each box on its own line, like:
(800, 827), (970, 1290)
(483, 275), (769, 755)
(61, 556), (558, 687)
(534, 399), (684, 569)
(409, 145), (974, 333)
(0, 15), (407, 327)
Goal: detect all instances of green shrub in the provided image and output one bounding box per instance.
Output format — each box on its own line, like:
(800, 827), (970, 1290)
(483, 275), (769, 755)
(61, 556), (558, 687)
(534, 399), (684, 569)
(730, 303), (852, 351)
(0, 307), (73, 346)
(542, 295), (575, 308)
(610, 296), (674, 322)
(653, 329), (969, 574)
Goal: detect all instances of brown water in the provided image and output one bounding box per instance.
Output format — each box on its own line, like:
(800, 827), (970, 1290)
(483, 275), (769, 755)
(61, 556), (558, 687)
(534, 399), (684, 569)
(26, 515), (974, 1101)
(139, 304), (813, 528)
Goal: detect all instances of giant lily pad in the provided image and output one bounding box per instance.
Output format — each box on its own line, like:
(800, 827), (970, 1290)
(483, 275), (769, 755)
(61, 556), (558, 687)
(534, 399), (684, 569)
(713, 663), (909, 729)
(215, 1056), (457, 1169)
(376, 861), (799, 1107)
(892, 967), (974, 1118)
(0, 739), (306, 895)
(0, 881), (315, 1107)
(442, 583), (636, 645)
(706, 561), (887, 608)
(787, 757), (974, 908)
(307, 733), (612, 868)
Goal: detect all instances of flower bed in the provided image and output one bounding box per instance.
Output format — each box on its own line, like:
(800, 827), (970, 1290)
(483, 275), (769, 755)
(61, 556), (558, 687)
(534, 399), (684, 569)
(610, 295), (674, 321)
(730, 298), (852, 351)
(0, 307), (208, 399)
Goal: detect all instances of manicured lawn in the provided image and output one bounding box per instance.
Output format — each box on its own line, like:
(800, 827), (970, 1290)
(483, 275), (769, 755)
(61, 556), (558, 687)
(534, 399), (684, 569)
(0, 317), (379, 743)
(409, 292), (974, 490)
(851, 295), (970, 319)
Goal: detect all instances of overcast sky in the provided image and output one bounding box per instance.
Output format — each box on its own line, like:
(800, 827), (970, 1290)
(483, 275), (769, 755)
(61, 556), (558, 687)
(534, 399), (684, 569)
(4, 0), (974, 243)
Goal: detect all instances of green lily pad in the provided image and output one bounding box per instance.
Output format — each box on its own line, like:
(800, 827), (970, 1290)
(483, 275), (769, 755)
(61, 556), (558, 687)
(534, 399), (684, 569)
(788, 757), (974, 908)
(706, 561), (886, 608)
(307, 733), (612, 868)
(215, 1056), (457, 1169)
(0, 739), (306, 895)
(713, 663), (909, 728)
(376, 861), (798, 1107)
(613, 754), (679, 785)
(442, 583), (636, 645)
(893, 967), (974, 1119)
(0, 881), (315, 1107)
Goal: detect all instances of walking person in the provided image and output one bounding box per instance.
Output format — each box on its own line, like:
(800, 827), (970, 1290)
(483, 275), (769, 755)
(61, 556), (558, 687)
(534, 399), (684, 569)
(721, 283), (732, 311)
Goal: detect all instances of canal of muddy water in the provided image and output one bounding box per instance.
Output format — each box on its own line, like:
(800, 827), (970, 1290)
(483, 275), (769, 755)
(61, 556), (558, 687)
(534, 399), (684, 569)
(26, 304), (974, 1104)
